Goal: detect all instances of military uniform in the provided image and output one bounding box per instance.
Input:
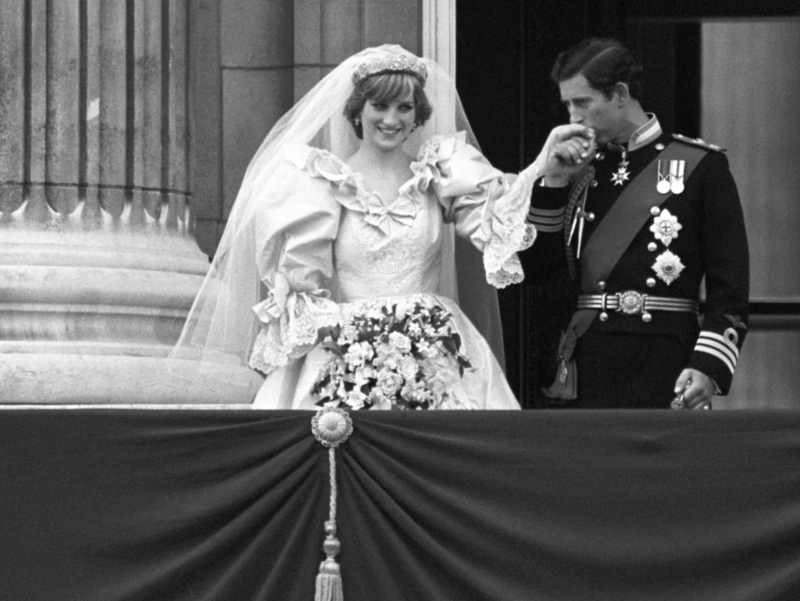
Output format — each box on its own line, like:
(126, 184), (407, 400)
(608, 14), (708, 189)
(521, 116), (749, 408)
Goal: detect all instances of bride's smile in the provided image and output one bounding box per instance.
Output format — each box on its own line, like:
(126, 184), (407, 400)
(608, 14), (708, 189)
(360, 93), (416, 150)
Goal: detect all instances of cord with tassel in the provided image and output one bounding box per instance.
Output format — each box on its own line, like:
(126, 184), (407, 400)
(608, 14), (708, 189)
(311, 407), (353, 601)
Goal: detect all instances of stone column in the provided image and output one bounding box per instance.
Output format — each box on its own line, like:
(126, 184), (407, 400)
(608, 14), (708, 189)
(0, 2), (261, 403)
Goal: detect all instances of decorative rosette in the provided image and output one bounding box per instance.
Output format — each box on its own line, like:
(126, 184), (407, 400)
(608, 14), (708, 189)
(312, 406), (354, 448)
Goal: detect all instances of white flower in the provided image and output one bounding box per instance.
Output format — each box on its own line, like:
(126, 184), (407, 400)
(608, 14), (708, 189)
(649, 209), (682, 247)
(407, 322), (422, 337)
(398, 355), (419, 379)
(401, 378), (428, 404)
(375, 343), (402, 369)
(415, 338), (434, 357)
(367, 389), (392, 410)
(377, 368), (404, 396)
(388, 331), (412, 353)
(353, 365), (376, 386)
(652, 250), (685, 285)
(344, 389), (367, 410)
(343, 341), (374, 367)
(339, 324), (359, 343)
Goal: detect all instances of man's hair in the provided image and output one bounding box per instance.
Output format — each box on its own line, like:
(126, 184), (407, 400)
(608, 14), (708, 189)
(551, 38), (644, 100)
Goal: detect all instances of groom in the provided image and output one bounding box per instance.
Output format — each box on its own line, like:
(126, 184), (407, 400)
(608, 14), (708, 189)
(519, 38), (749, 410)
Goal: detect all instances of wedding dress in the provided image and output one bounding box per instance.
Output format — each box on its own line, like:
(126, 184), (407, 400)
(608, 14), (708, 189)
(250, 133), (535, 409)
(169, 45), (540, 409)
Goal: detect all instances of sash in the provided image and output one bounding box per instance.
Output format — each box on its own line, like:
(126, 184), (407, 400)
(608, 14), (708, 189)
(545, 141), (707, 401)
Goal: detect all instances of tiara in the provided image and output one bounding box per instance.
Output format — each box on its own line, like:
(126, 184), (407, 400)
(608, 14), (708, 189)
(352, 52), (428, 85)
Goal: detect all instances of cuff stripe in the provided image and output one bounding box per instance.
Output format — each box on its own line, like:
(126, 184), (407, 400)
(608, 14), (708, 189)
(695, 345), (735, 375)
(697, 331), (739, 358)
(695, 337), (738, 365)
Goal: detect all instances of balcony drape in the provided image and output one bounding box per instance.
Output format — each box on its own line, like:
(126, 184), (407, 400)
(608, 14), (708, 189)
(1, 409), (798, 600)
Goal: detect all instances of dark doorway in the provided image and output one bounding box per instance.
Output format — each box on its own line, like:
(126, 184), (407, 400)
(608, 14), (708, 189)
(456, 0), (800, 408)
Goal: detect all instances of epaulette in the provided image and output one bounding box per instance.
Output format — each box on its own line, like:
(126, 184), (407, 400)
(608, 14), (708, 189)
(672, 133), (726, 153)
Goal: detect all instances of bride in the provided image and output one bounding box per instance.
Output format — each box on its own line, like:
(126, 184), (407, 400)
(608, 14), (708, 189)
(171, 45), (540, 410)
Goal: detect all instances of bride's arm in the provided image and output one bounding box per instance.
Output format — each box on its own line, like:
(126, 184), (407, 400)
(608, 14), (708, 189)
(248, 154), (342, 375)
(416, 134), (538, 288)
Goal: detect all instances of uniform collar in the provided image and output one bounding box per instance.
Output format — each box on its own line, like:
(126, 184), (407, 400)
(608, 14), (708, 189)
(606, 114), (661, 154)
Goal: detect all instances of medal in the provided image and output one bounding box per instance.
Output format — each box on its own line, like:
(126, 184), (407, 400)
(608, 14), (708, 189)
(611, 150), (630, 186)
(670, 160), (685, 194)
(656, 160), (671, 194)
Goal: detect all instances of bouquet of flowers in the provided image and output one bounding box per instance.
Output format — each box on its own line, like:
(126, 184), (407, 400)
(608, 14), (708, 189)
(312, 297), (472, 410)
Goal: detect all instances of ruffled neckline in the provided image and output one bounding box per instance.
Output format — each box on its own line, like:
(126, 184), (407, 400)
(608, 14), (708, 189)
(286, 132), (468, 234)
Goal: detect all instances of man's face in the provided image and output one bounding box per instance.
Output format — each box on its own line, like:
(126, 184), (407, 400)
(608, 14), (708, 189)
(559, 74), (622, 146)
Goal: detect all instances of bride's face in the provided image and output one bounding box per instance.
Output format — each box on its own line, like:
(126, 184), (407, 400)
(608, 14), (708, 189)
(359, 90), (416, 151)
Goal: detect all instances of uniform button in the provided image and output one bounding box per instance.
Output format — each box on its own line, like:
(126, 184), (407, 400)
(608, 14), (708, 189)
(590, 179), (599, 188)
(655, 143), (665, 151)
(586, 212), (595, 222)
(646, 278), (656, 288)
(648, 242), (658, 252)
(642, 312), (653, 323)
(599, 312), (609, 322)
(650, 206), (661, 216)
(597, 281), (606, 291)
(596, 152), (605, 161)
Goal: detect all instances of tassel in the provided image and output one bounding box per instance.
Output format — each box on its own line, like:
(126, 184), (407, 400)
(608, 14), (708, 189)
(311, 408), (353, 601)
(543, 309), (599, 402)
(544, 354), (578, 402)
(315, 522), (344, 601)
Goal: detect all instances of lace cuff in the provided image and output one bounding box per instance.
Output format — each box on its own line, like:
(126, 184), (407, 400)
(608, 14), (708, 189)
(249, 289), (341, 375)
(483, 161), (539, 288)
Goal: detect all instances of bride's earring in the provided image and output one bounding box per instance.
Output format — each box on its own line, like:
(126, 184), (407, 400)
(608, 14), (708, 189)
(354, 117), (361, 127)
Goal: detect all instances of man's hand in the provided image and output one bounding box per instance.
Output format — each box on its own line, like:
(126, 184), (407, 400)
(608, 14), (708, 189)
(534, 124), (596, 187)
(674, 369), (715, 409)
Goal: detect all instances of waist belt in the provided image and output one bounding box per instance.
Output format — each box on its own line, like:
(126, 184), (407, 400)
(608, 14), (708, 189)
(577, 290), (699, 318)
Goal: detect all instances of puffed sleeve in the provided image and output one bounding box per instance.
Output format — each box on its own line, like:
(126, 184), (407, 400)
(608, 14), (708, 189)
(248, 146), (344, 375)
(412, 132), (539, 288)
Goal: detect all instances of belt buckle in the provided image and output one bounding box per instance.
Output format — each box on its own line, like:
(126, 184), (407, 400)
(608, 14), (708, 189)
(617, 290), (644, 315)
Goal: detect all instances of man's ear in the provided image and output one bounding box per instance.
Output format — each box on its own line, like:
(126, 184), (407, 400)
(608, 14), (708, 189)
(613, 82), (630, 105)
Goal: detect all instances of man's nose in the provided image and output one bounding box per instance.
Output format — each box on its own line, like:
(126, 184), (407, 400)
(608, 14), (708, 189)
(569, 110), (583, 124)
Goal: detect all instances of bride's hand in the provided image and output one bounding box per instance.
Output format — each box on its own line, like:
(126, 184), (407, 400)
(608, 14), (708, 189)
(537, 125), (596, 186)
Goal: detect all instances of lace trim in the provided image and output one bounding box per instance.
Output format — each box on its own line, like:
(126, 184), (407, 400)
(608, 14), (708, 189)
(249, 290), (341, 375)
(483, 161), (539, 288)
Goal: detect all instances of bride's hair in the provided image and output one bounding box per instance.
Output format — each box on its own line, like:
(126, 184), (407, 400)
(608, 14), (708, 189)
(343, 72), (433, 139)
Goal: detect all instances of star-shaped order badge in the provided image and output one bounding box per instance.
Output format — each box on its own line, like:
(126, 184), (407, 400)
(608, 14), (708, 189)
(611, 166), (630, 186)
(649, 208), (682, 246)
(652, 250), (685, 285)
